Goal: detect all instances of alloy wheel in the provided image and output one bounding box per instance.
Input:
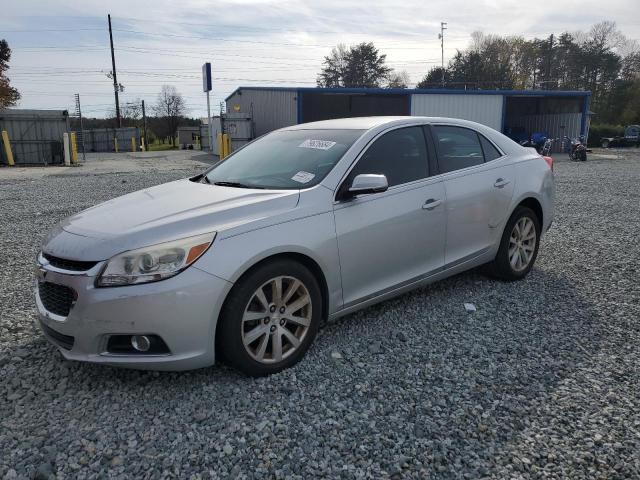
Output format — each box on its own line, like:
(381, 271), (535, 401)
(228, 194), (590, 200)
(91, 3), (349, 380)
(241, 276), (312, 364)
(508, 217), (537, 272)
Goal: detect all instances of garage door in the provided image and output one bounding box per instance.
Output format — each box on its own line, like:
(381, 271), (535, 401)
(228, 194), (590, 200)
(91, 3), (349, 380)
(300, 92), (410, 123)
(411, 94), (503, 131)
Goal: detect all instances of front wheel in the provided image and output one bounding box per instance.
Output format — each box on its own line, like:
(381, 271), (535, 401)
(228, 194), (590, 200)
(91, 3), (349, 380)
(217, 259), (322, 376)
(484, 206), (541, 281)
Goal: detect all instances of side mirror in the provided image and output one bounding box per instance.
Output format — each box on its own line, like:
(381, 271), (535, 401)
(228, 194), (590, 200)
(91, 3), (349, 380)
(347, 174), (388, 196)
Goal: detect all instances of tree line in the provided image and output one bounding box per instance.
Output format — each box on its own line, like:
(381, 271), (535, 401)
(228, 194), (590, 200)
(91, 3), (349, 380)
(317, 21), (639, 125)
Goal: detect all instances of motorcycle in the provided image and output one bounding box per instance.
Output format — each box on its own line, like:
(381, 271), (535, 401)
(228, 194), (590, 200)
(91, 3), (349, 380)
(520, 132), (549, 154)
(540, 138), (557, 156)
(565, 135), (587, 162)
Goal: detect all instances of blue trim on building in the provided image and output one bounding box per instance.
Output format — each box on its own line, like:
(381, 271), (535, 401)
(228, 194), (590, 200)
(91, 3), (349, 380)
(225, 85), (591, 102)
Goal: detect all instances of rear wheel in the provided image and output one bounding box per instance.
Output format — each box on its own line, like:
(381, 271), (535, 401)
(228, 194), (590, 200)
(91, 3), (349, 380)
(484, 206), (541, 281)
(217, 259), (322, 376)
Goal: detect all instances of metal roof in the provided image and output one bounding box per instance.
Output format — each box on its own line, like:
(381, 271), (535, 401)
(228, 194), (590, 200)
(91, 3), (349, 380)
(225, 86), (591, 102)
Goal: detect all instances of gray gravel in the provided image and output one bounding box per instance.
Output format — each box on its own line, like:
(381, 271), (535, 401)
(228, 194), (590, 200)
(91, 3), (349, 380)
(1, 150), (639, 479)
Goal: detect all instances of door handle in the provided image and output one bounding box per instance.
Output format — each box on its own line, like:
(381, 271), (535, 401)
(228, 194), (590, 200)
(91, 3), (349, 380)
(422, 198), (442, 210)
(494, 178), (510, 188)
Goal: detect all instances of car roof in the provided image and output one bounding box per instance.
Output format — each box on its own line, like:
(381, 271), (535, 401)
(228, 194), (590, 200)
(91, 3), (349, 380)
(284, 116), (489, 131)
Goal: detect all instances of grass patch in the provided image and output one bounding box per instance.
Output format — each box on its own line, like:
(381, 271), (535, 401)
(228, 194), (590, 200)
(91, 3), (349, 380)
(148, 143), (178, 152)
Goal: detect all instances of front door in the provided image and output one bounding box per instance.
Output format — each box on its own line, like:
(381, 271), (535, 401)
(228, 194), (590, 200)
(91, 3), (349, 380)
(333, 125), (447, 308)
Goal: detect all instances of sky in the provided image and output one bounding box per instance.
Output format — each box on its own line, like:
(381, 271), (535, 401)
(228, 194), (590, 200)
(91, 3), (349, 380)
(2, 0), (638, 119)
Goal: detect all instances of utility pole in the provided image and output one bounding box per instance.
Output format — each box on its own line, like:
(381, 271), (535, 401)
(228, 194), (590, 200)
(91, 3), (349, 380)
(438, 22), (447, 88)
(74, 94), (86, 162)
(141, 100), (147, 150)
(108, 14), (121, 128)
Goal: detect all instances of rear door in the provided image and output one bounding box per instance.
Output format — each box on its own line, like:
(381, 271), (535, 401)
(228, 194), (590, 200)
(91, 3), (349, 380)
(430, 125), (515, 266)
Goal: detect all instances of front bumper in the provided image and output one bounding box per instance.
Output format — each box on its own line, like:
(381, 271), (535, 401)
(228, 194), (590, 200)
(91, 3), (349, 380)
(34, 254), (233, 371)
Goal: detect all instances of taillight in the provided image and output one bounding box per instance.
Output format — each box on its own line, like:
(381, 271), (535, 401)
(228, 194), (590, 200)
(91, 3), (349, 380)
(543, 156), (553, 171)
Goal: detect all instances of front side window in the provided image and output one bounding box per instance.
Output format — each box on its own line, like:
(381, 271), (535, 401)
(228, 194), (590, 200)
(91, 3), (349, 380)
(348, 126), (429, 187)
(433, 126), (484, 173)
(205, 129), (364, 189)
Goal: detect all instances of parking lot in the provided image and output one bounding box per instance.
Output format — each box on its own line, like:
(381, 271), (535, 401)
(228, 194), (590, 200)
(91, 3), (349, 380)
(1, 149), (639, 479)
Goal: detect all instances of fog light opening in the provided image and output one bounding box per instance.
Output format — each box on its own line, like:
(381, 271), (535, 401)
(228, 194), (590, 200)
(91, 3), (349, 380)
(131, 335), (151, 352)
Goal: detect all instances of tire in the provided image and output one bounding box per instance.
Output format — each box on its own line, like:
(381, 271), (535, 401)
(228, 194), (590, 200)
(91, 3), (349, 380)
(217, 259), (322, 376)
(601, 139), (610, 148)
(484, 206), (541, 281)
(580, 150), (587, 161)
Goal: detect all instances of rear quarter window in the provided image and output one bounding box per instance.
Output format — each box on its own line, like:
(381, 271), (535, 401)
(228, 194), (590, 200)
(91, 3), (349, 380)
(479, 134), (503, 161)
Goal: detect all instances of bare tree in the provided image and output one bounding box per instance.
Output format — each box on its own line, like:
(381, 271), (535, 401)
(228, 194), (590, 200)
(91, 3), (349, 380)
(387, 70), (410, 88)
(112, 99), (142, 128)
(122, 100), (142, 122)
(153, 85), (186, 146)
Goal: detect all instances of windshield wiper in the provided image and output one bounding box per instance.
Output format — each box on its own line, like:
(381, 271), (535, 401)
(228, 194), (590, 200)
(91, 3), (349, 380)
(213, 181), (263, 189)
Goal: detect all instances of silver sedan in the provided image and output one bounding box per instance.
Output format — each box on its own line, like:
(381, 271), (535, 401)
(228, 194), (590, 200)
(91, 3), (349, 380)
(35, 117), (554, 376)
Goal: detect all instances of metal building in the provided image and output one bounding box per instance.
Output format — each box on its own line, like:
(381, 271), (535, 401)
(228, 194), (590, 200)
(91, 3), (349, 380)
(0, 109), (70, 165)
(225, 89), (295, 137)
(178, 113), (254, 153)
(225, 87), (591, 152)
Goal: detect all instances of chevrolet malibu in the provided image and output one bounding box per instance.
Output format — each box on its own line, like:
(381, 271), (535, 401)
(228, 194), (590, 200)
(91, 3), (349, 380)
(36, 117), (554, 376)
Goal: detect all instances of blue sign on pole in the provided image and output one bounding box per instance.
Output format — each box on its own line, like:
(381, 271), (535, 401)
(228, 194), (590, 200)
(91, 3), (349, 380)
(202, 62), (212, 92)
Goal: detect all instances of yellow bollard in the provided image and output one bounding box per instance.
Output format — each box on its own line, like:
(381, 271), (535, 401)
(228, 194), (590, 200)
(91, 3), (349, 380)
(1, 130), (15, 166)
(70, 132), (78, 164)
(224, 134), (231, 157)
(217, 132), (224, 158)
(114, 137), (119, 153)
(131, 137), (136, 152)
(141, 136), (146, 152)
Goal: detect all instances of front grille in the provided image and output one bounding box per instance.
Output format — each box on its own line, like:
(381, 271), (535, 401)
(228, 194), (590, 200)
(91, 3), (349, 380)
(40, 320), (75, 350)
(38, 282), (76, 317)
(42, 253), (98, 272)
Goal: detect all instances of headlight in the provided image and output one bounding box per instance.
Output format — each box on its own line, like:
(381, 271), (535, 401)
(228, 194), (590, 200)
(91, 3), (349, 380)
(96, 232), (216, 287)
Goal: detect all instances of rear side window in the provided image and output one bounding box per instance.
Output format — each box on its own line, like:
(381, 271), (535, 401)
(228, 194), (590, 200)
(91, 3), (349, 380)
(349, 126), (428, 187)
(433, 126), (484, 173)
(479, 134), (502, 161)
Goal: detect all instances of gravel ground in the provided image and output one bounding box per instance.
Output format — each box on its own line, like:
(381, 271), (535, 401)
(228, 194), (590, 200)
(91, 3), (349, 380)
(1, 150), (639, 479)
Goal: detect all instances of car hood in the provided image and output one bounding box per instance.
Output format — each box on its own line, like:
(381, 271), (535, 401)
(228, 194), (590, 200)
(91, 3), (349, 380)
(43, 178), (300, 261)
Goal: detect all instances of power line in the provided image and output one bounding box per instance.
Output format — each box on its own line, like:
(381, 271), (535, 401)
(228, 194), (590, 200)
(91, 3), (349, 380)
(109, 28), (446, 50)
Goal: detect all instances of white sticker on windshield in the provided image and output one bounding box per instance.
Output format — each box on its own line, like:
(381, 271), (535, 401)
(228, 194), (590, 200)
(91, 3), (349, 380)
(291, 171), (316, 184)
(298, 139), (336, 150)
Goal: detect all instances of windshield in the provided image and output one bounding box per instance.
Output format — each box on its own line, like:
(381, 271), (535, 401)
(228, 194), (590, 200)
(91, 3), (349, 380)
(205, 129), (364, 189)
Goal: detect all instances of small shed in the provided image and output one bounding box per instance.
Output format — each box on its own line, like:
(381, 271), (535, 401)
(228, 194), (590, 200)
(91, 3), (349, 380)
(179, 113), (253, 153)
(0, 109), (70, 165)
(178, 126), (201, 149)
